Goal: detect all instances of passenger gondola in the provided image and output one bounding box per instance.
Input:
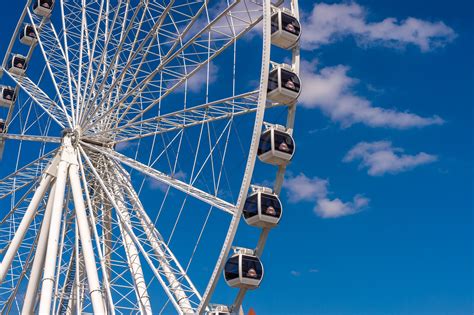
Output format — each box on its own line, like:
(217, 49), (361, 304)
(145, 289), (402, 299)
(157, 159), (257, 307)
(0, 86), (16, 107)
(0, 119), (6, 133)
(257, 124), (295, 165)
(243, 186), (282, 228)
(224, 249), (263, 289)
(19, 24), (38, 46)
(7, 54), (28, 75)
(33, 0), (55, 17)
(271, 8), (301, 49)
(208, 305), (230, 315)
(267, 63), (301, 104)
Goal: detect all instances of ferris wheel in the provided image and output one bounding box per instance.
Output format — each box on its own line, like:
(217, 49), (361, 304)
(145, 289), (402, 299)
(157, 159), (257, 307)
(0, 0), (301, 313)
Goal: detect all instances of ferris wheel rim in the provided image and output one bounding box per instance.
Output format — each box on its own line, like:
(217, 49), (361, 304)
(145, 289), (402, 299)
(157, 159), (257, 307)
(0, 0), (300, 313)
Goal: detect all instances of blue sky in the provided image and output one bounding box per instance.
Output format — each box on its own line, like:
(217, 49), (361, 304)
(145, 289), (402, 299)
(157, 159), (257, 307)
(0, 0), (472, 314)
(245, 0), (472, 314)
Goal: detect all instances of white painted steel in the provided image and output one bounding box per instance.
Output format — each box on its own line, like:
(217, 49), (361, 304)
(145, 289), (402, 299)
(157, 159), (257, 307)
(0, 174), (52, 283)
(0, 0), (299, 312)
(38, 158), (69, 314)
(21, 180), (56, 315)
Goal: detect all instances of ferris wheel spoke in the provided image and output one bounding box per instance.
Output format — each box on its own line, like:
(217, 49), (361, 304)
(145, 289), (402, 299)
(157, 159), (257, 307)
(111, 162), (202, 303)
(81, 143), (236, 215)
(80, 150), (197, 313)
(2, 70), (70, 129)
(88, 90), (259, 142)
(27, 10), (77, 124)
(83, 1), (176, 121)
(0, 134), (61, 144)
(83, 0), (262, 131)
(105, 162), (200, 313)
(117, 0), (266, 126)
(81, 0), (145, 117)
(81, 0), (209, 128)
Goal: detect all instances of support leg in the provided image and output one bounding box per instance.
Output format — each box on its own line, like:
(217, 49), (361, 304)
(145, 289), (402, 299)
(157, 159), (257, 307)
(0, 174), (52, 283)
(21, 181), (57, 314)
(38, 160), (69, 314)
(69, 163), (106, 314)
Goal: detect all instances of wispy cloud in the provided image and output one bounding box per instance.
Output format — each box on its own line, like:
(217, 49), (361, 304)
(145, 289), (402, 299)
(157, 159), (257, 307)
(290, 270), (301, 277)
(343, 141), (438, 176)
(186, 63), (219, 93)
(283, 173), (369, 218)
(149, 170), (187, 192)
(299, 60), (444, 129)
(302, 2), (457, 51)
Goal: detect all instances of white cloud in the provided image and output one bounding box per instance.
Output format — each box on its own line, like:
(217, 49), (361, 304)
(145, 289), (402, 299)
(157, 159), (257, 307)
(315, 194), (369, 218)
(299, 60), (444, 129)
(302, 2), (457, 51)
(283, 173), (369, 218)
(185, 63), (219, 93)
(149, 170), (187, 192)
(290, 270), (301, 277)
(343, 141), (438, 176)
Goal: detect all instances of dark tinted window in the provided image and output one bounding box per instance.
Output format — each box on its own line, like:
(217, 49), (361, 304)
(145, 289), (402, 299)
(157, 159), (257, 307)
(243, 194), (259, 219)
(224, 256), (240, 281)
(267, 69), (279, 93)
(281, 69), (300, 93)
(26, 25), (37, 38)
(258, 131), (272, 155)
(281, 13), (301, 36)
(12, 57), (26, 69)
(41, 0), (53, 8)
(241, 255), (263, 280)
(271, 13), (279, 34)
(2, 88), (15, 101)
(274, 131), (294, 155)
(260, 194), (281, 218)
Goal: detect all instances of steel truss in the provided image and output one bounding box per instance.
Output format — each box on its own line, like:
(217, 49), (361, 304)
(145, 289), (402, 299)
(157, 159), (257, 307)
(0, 0), (300, 313)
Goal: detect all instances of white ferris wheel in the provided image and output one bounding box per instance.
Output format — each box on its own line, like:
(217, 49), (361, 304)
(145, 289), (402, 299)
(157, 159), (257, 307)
(0, 0), (301, 313)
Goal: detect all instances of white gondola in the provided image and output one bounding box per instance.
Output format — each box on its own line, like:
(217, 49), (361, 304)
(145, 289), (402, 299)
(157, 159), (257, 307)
(267, 63), (301, 104)
(224, 248), (263, 289)
(0, 86), (16, 107)
(0, 119), (5, 134)
(257, 124), (295, 165)
(7, 54), (27, 75)
(208, 305), (230, 315)
(271, 8), (301, 49)
(243, 186), (282, 228)
(32, 0), (55, 17)
(19, 24), (38, 46)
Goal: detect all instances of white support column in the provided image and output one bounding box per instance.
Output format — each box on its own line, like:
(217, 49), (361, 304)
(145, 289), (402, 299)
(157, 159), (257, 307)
(0, 173), (52, 283)
(38, 159), (69, 314)
(112, 180), (152, 315)
(69, 163), (106, 314)
(21, 181), (57, 315)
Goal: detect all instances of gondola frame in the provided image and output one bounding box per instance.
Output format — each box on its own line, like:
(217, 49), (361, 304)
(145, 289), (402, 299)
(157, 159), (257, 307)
(32, 0), (55, 17)
(271, 9), (301, 49)
(243, 190), (282, 228)
(0, 119), (6, 133)
(19, 24), (38, 46)
(8, 55), (28, 76)
(267, 65), (301, 104)
(224, 253), (264, 289)
(0, 86), (16, 108)
(258, 127), (295, 166)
